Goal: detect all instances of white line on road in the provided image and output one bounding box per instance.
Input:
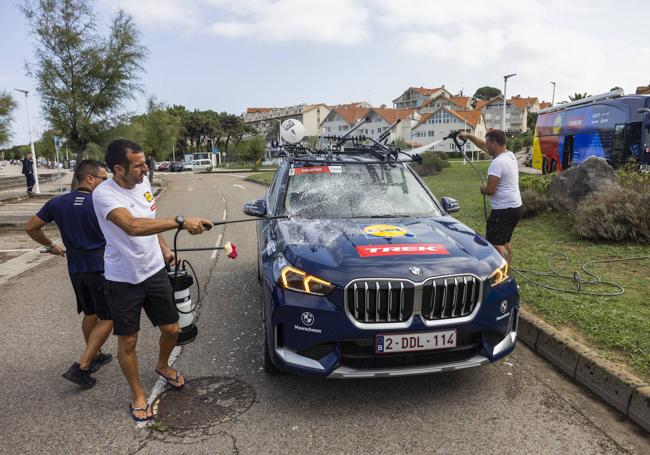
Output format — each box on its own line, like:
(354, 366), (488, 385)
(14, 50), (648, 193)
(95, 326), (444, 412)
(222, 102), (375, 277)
(222, 209), (227, 221)
(147, 344), (182, 407)
(210, 233), (223, 260)
(233, 184), (246, 190)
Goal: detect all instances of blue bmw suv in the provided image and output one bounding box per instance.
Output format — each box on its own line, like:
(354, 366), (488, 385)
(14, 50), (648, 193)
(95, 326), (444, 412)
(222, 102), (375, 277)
(244, 146), (519, 378)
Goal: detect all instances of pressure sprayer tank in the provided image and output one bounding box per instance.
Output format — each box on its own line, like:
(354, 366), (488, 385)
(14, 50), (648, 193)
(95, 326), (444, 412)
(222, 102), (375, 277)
(168, 267), (198, 345)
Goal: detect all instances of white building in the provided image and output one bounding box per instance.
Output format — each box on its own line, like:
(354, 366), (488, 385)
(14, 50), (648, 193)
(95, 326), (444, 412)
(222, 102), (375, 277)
(392, 86), (452, 109)
(243, 103), (331, 138)
(410, 108), (487, 154)
(475, 97), (529, 132)
(319, 103), (371, 136)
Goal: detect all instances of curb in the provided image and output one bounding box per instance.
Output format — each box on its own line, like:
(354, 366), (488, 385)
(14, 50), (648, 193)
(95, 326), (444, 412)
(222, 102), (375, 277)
(244, 177), (271, 187)
(519, 309), (650, 433)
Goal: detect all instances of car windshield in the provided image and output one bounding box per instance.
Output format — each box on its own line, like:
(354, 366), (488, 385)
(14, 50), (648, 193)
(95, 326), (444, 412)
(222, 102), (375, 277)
(283, 163), (441, 218)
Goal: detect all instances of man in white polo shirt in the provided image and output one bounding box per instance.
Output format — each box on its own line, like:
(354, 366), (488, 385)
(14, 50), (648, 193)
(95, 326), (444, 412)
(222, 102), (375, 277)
(459, 129), (522, 264)
(93, 139), (213, 423)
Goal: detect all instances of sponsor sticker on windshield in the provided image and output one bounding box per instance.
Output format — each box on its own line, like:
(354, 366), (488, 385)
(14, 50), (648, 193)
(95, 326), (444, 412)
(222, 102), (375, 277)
(359, 224), (414, 238)
(289, 165), (343, 176)
(356, 243), (449, 257)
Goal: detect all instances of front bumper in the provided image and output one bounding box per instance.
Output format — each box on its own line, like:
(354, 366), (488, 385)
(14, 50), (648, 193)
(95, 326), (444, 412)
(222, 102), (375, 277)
(264, 278), (519, 378)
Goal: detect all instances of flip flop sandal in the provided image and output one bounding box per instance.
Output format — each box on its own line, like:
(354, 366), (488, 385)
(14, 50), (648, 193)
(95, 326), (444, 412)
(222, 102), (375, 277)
(129, 403), (154, 422)
(155, 368), (185, 389)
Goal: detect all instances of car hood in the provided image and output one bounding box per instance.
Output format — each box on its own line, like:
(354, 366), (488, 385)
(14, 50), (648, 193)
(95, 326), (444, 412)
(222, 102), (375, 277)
(273, 217), (501, 285)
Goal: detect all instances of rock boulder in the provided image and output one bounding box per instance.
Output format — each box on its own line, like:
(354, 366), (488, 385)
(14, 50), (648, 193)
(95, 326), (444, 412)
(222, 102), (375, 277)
(546, 156), (620, 211)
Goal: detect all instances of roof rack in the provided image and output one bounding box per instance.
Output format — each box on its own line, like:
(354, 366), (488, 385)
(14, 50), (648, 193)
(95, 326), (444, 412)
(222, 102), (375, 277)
(537, 89), (624, 114)
(274, 135), (422, 165)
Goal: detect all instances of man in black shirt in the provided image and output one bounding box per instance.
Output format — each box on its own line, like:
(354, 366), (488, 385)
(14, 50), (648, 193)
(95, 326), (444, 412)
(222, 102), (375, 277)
(25, 160), (113, 389)
(21, 152), (36, 194)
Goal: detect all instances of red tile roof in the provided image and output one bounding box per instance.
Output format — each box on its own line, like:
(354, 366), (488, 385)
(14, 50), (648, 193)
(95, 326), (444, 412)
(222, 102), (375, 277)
(333, 105), (370, 125)
(371, 108), (416, 124)
(246, 107), (274, 113)
(411, 86), (444, 96)
(449, 96), (470, 108)
(509, 97), (528, 112)
(539, 101), (552, 109)
(451, 110), (482, 127)
(636, 85), (650, 95)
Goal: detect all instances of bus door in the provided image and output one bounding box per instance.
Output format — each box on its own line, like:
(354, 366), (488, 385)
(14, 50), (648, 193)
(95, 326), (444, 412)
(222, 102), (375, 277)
(611, 124), (625, 166)
(561, 135), (573, 170)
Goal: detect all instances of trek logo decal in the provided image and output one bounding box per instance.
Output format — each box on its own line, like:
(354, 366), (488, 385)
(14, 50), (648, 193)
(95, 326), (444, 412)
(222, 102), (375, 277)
(289, 165), (342, 176)
(359, 224), (414, 238)
(144, 191), (154, 202)
(356, 243), (449, 258)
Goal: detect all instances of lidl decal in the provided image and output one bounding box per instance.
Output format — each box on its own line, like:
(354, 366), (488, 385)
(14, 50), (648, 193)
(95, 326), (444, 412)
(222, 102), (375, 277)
(356, 243), (449, 257)
(360, 224), (414, 238)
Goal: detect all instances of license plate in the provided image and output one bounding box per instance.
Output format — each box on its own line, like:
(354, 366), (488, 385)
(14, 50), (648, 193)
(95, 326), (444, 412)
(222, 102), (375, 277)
(375, 330), (457, 354)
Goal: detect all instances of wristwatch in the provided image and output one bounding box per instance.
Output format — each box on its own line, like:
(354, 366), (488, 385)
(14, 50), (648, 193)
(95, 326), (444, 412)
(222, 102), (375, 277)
(175, 215), (185, 229)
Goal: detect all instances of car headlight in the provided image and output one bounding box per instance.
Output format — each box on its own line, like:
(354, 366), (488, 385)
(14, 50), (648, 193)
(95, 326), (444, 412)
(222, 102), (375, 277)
(489, 259), (510, 287)
(279, 265), (335, 296)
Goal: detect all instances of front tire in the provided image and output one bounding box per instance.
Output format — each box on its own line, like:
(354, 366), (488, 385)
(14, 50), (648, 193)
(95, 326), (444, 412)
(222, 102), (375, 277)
(263, 321), (280, 374)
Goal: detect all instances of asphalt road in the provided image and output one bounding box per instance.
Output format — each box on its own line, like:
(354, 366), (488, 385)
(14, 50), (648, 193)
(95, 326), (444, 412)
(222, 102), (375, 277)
(0, 172), (648, 454)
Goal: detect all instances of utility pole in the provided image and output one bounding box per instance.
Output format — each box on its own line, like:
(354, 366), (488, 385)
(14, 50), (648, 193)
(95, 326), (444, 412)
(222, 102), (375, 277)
(502, 74), (517, 132)
(551, 81), (557, 106)
(14, 88), (40, 194)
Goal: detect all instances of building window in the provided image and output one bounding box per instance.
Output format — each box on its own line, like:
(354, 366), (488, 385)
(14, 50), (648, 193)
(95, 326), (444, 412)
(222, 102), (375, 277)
(428, 130), (435, 137)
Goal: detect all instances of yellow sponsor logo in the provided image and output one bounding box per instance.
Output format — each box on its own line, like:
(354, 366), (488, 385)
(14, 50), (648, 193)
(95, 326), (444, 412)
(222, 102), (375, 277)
(144, 191), (153, 202)
(362, 224), (409, 238)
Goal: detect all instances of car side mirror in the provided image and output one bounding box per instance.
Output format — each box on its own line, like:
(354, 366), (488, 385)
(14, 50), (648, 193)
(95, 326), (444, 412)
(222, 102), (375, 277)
(441, 197), (460, 213)
(243, 199), (267, 217)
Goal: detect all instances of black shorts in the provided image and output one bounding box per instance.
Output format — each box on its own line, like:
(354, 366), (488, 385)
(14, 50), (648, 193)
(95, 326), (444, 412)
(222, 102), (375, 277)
(105, 268), (178, 336)
(69, 272), (112, 320)
(486, 206), (523, 246)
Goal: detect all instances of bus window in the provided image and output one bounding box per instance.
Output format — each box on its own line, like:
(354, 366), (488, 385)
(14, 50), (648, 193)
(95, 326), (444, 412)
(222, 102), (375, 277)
(611, 124), (625, 164)
(628, 122), (642, 160)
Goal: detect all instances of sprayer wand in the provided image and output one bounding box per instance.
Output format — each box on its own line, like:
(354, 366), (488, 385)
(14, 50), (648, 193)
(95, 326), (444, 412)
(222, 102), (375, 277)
(443, 131), (489, 227)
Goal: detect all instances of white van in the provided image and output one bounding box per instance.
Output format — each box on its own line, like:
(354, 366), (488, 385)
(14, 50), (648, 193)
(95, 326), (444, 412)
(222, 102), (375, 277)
(191, 159), (212, 173)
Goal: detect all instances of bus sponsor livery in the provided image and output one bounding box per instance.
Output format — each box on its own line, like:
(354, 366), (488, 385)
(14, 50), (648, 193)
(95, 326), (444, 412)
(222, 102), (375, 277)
(533, 91), (650, 173)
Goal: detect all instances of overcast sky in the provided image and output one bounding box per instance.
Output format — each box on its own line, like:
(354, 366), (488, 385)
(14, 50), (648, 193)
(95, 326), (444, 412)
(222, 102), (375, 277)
(2, 0), (649, 146)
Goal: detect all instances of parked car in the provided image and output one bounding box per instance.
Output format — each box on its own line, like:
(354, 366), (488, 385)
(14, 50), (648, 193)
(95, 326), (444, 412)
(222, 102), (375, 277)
(158, 161), (171, 172)
(191, 159), (212, 173)
(244, 146), (519, 378)
(169, 161), (185, 172)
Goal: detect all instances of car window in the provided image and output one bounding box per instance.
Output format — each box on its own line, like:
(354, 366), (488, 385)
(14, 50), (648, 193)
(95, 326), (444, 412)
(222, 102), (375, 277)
(283, 163), (441, 219)
(266, 168), (283, 214)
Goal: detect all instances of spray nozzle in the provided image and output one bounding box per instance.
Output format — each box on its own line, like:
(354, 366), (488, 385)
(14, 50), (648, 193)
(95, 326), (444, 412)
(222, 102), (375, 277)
(443, 131), (460, 141)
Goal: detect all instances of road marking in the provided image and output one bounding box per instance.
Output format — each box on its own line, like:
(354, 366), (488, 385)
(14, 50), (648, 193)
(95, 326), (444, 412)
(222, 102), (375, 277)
(210, 233), (223, 260)
(222, 209), (227, 221)
(233, 184), (246, 189)
(147, 345), (182, 410)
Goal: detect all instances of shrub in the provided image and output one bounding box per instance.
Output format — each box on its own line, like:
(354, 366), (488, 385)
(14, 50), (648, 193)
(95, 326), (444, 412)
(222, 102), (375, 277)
(519, 174), (551, 193)
(411, 151), (450, 176)
(521, 188), (552, 218)
(573, 186), (650, 242)
(616, 164), (650, 193)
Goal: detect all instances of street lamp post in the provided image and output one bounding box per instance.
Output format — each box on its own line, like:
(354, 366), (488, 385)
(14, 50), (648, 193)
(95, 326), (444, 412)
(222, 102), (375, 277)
(14, 88), (40, 194)
(502, 74), (517, 132)
(551, 81), (557, 106)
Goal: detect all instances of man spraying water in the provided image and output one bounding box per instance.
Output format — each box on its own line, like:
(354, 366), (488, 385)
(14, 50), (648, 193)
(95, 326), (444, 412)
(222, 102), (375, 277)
(458, 130), (522, 264)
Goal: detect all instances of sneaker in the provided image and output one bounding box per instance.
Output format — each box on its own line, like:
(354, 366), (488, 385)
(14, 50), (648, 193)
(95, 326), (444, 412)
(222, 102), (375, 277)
(89, 351), (113, 373)
(62, 362), (96, 389)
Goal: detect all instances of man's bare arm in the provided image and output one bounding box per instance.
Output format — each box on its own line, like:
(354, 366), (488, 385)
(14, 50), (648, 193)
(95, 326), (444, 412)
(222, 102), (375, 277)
(24, 215), (65, 256)
(458, 132), (488, 153)
(106, 208), (213, 236)
(481, 175), (500, 195)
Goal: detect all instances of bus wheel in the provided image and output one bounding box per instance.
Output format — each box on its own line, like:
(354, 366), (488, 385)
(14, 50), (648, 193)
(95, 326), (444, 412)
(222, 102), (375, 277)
(550, 160), (557, 172)
(542, 158), (548, 175)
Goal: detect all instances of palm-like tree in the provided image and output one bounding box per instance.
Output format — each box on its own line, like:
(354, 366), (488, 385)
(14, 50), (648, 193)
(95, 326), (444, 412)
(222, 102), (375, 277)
(568, 92), (590, 101)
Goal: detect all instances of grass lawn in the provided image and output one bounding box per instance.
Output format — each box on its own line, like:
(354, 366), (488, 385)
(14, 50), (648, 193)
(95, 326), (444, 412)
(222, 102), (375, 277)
(424, 162), (650, 380)
(247, 171), (276, 185)
(248, 164), (650, 380)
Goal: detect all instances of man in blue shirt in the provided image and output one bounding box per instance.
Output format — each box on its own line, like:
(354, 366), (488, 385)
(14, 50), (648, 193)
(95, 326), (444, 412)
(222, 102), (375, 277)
(25, 160), (113, 389)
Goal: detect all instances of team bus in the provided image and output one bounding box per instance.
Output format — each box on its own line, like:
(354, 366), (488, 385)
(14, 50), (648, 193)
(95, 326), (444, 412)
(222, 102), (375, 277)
(532, 90), (650, 173)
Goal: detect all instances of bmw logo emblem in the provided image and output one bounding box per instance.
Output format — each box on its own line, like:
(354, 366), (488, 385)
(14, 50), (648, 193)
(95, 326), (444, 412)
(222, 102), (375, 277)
(301, 312), (314, 326)
(500, 300), (509, 314)
(409, 266), (423, 277)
